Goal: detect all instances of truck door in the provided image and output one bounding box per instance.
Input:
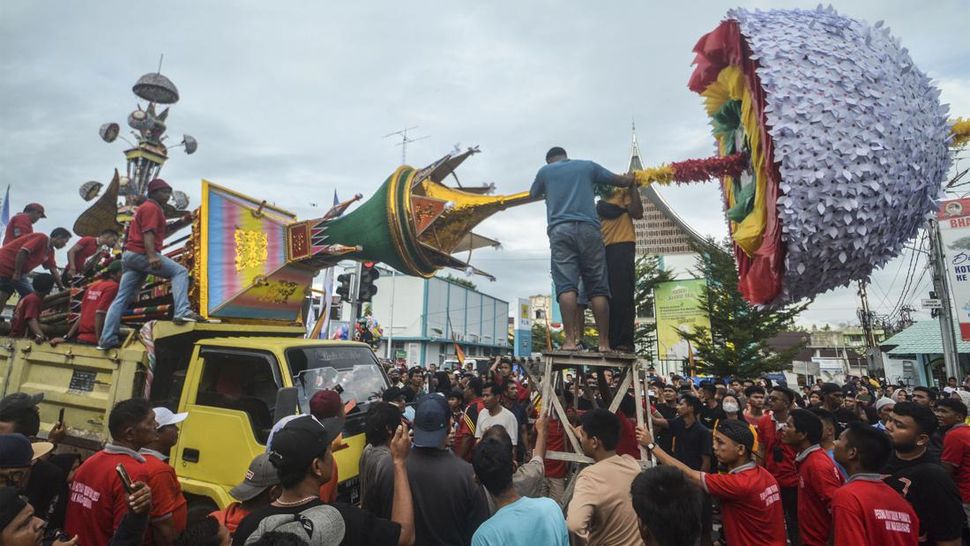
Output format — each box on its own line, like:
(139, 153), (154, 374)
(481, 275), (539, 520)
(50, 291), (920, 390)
(174, 346), (284, 503)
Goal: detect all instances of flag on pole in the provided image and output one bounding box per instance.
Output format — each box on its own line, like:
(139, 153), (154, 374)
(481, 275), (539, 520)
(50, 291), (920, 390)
(0, 185), (10, 233)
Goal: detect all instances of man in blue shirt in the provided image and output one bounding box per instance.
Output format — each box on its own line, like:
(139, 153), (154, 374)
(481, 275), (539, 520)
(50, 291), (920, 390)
(471, 427), (568, 546)
(529, 147), (634, 351)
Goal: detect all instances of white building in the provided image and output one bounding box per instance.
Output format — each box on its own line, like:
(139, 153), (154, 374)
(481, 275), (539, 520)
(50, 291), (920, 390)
(367, 271), (510, 366)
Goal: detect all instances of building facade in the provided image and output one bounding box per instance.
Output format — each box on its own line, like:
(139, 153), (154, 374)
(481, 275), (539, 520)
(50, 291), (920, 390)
(366, 271), (510, 366)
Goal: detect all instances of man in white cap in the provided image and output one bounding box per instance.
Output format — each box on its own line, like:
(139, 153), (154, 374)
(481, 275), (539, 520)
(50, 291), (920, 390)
(139, 407), (189, 545)
(874, 397), (895, 431)
(99, 178), (203, 350)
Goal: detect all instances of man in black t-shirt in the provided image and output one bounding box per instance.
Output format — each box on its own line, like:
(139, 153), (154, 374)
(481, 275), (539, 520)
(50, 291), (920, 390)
(407, 395), (489, 545)
(232, 415), (415, 546)
(820, 383), (861, 433)
(883, 402), (965, 545)
(650, 395), (712, 472)
(697, 384), (726, 431)
(653, 385), (679, 453)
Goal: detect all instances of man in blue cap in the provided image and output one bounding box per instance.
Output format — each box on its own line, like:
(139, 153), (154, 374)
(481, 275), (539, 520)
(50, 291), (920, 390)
(406, 395), (488, 545)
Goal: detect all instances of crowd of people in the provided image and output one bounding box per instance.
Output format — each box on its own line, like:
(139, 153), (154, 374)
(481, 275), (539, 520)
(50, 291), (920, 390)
(6, 353), (970, 546)
(0, 178), (202, 348)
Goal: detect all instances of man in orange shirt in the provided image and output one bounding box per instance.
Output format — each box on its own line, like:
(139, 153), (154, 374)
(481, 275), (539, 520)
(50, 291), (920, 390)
(596, 183), (642, 352)
(3, 203), (45, 245)
(64, 228), (119, 280)
(57, 260), (122, 345)
(9, 274), (55, 341)
(139, 407), (188, 546)
(211, 454), (281, 536)
(0, 228), (70, 317)
(99, 179), (202, 349)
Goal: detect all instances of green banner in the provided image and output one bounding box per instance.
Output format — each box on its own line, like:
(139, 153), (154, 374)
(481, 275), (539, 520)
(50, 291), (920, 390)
(654, 279), (710, 362)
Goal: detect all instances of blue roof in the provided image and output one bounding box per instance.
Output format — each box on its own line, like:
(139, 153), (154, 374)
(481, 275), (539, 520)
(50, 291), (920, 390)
(879, 319), (970, 355)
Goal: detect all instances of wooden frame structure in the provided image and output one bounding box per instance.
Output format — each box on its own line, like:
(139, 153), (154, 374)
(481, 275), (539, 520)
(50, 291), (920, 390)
(539, 350), (653, 465)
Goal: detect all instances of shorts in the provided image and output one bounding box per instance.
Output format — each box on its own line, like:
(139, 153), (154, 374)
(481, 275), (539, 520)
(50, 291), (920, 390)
(0, 277), (32, 296)
(549, 221), (610, 300)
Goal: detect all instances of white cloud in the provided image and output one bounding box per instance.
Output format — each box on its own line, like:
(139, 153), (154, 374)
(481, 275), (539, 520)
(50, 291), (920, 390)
(1, 0), (967, 326)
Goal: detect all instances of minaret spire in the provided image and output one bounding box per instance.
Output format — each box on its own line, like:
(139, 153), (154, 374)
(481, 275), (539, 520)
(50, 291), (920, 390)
(628, 119), (644, 172)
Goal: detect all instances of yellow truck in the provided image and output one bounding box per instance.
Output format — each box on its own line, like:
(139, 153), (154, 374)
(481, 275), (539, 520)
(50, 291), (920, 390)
(0, 320), (388, 511)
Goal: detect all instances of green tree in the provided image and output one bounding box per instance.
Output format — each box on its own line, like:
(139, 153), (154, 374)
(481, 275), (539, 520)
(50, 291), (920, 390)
(679, 239), (809, 377)
(440, 274), (477, 291)
(633, 256), (674, 362)
(531, 321), (565, 352)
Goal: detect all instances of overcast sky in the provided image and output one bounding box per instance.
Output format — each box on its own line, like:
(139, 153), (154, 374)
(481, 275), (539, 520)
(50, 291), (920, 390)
(1, 1), (967, 327)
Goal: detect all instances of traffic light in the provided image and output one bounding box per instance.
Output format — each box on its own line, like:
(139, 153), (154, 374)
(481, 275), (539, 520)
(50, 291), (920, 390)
(336, 272), (354, 302)
(358, 263), (380, 302)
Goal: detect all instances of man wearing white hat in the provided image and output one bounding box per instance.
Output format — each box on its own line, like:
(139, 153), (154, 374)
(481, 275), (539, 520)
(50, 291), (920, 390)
(139, 407), (189, 545)
(873, 397), (895, 431)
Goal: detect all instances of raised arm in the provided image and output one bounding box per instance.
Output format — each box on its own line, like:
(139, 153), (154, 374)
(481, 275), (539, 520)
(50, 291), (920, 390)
(636, 425), (703, 486)
(389, 425), (415, 546)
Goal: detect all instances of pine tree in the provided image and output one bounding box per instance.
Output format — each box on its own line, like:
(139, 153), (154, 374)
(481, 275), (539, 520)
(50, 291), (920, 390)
(634, 255), (673, 362)
(680, 239), (809, 377)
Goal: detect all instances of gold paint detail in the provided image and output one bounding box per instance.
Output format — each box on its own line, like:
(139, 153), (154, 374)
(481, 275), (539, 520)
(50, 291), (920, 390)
(234, 229), (269, 271)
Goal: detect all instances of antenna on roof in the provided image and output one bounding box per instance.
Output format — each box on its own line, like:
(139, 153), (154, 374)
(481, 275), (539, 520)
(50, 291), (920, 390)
(383, 126), (430, 164)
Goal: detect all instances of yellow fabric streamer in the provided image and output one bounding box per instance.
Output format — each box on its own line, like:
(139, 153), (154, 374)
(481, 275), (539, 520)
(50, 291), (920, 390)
(633, 165), (675, 186)
(953, 117), (970, 148)
(701, 65), (767, 256)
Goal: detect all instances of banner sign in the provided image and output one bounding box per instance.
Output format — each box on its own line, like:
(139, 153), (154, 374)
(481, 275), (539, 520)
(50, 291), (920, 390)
(654, 279), (711, 361)
(938, 198), (970, 340)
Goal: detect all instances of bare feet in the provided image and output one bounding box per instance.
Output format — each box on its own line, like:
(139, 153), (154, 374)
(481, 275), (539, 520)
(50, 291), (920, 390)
(597, 345), (611, 352)
(561, 344), (580, 351)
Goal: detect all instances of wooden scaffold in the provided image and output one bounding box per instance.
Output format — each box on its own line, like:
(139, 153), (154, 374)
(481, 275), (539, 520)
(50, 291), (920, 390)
(537, 350), (654, 466)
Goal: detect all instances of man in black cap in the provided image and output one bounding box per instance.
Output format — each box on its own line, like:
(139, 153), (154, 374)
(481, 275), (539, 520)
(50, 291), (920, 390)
(232, 415), (415, 546)
(820, 383), (861, 433)
(637, 419), (787, 546)
(0, 393), (67, 526)
(406, 395), (488, 545)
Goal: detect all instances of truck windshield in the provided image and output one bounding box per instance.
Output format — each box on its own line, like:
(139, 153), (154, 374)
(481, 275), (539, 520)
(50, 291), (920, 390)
(286, 346), (387, 413)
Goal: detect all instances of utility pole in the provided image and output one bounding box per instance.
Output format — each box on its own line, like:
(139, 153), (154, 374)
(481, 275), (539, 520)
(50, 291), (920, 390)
(856, 281), (884, 373)
(928, 218), (962, 383)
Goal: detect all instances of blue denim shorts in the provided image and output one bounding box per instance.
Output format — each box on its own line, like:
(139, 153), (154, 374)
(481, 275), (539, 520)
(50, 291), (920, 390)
(0, 277), (33, 296)
(549, 221), (610, 300)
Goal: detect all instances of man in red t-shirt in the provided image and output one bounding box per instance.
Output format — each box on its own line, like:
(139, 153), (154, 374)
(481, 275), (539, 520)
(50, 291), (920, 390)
(65, 228), (120, 280)
(0, 228), (70, 317)
(637, 418), (787, 545)
(832, 422), (919, 545)
(757, 386), (799, 545)
(9, 274), (56, 340)
(65, 398), (159, 546)
(781, 409), (845, 546)
(3, 203), (45, 245)
(99, 179), (202, 349)
(140, 407), (189, 544)
(939, 398), (970, 526)
(456, 377), (486, 461)
(58, 261), (123, 345)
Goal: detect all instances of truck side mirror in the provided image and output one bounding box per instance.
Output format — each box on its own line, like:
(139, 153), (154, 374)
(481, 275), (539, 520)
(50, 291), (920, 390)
(273, 387), (299, 424)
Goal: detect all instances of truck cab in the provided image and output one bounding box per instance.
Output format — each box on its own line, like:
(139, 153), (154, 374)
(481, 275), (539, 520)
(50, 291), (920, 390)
(170, 337), (387, 509)
(0, 321), (389, 511)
